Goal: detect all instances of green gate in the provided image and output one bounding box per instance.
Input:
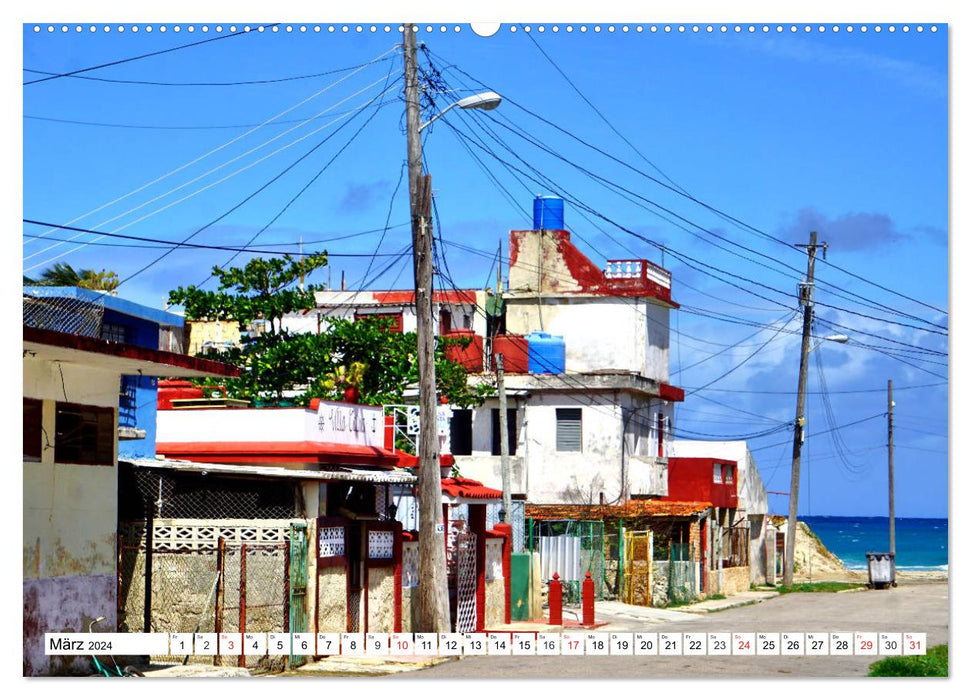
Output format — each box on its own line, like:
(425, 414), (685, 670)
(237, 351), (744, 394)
(288, 523), (309, 668)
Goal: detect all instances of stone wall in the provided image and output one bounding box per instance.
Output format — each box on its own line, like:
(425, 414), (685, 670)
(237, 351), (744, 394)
(651, 560), (669, 607)
(316, 566), (347, 632)
(713, 566), (750, 596)
(367, 568), (395, 633)
(485, 579), (505, 628)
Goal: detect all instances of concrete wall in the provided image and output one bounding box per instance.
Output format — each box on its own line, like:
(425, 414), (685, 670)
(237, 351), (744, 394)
(505, 296), (670, 380)
(316, 567), (347, 633)
(187, 319), (242, 355)
(367, 568), (395, 633)
(712, 566), (750, 596)
(458, 394), (669, 504)
(24, 359), (120, 676)
(485, 579), (505, 629)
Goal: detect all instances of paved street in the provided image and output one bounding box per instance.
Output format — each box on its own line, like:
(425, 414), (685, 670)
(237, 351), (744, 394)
(396, 581), (948, 678)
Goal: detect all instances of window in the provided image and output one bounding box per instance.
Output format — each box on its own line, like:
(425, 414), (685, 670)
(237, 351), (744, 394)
(100, 322), (130, 344)
(54, 403), (114, 466)
(491, 408), (517, 456)
(556, 408), (582, 452)
(713, 464), (723, 484)
(23, 398), (42, 462)
(450, 409), (473, 456)
(725, 465), (734, 483)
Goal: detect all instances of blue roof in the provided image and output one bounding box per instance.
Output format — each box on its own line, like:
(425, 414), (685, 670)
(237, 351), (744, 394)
(23, 286), (184, 326)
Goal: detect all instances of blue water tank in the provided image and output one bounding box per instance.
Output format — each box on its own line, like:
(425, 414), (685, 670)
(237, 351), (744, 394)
(533, 195), (564, 230)
(526, 331), (565, 374)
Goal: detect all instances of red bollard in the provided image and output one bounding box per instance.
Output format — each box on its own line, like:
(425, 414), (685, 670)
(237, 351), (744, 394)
(582, 571), (595, 626)
(548, 573), (563, 626)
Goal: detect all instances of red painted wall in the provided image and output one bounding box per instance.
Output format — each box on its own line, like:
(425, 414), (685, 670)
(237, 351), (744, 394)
(665, 457), (738, 509)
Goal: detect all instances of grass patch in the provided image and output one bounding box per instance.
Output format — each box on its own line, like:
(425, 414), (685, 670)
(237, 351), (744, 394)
(774, 581), (865, 594)
(868, 644), (947, 677)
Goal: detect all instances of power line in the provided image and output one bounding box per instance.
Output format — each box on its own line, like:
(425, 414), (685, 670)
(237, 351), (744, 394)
(428, 48), (948, 324)
(26, 78), (402, 272)
(23, 56), (394, 87)
(24, 24), (278, 86)
(24, 45), (400, 253)
(21, 223), (409, 257)
(750, 413), (887, 452)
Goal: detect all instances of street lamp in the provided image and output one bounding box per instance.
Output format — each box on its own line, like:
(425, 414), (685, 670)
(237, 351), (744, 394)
(784, 331), (850, 586)
(419, 91), (503, 132)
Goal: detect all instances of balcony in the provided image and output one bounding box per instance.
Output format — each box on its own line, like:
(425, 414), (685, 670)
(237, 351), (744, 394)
(603, 259), (672, 301)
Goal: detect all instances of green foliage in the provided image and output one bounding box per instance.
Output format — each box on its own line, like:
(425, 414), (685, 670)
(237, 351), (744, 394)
(168, 254), (487, 408)
(26, 262), (120, 291)
(868, 644), (947, 677)
(168, 252), (328, 328)
(775, 581), (865, 594)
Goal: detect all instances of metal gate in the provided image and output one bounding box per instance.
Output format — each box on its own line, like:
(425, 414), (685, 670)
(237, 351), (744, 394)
(454, 532), (477, 633)
(288, 523), (308, 668)
(622, 530), (652, 607)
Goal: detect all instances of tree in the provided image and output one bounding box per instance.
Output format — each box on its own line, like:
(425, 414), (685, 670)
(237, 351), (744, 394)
(168, 253), (489, 409)
(25, 262), (120, 291)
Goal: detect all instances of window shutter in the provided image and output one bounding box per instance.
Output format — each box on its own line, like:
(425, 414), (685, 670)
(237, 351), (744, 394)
(556, 408), (582, 452)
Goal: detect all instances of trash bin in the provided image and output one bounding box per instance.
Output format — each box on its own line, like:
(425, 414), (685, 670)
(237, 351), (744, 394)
(866, 552), (896, 589)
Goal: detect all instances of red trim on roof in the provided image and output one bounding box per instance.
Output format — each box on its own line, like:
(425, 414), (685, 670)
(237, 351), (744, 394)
(156, 440), (399, 467)
(395, 453), (455, 469)
(440, 477), (503, 500)
(372, 290), (476, 305)
(24, 326), (239, 377)
(659, 383), (685, 402)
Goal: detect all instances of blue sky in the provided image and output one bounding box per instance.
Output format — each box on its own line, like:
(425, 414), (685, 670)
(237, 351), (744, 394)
(21, 17), (949, 518)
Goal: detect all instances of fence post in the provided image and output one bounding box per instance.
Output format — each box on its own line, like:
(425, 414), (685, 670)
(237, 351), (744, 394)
(548, 573), (563, 626)
(215, 536), (225, 665)
(239, 543), (247, 668)
(582, 572), (595, 626)
(284, 541), (291, 635)
(143, 517), (154, 633)
(116, 534), (124, 629)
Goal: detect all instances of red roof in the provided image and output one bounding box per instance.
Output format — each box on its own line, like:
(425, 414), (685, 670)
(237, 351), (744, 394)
(440, 477), (503, 500)
(156, 441), (399, 468)
(372, 290), (477, 305)
(395, 453), (455, 469)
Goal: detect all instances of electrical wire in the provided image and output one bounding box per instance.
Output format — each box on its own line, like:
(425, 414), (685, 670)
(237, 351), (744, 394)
(24, 24), (280, 86)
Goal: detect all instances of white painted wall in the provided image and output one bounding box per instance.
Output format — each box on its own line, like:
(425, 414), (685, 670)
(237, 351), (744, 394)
(157, 402), (385, 448)
(505, 296), (670, 380)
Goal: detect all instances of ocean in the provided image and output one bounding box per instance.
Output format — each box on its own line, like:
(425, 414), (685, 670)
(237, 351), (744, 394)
(801, 516), (948, 571)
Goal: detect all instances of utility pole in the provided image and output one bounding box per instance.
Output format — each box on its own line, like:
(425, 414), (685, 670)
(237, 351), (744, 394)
(888, 379), (896, 556)
(784, 231), (822, 586)
(496, 262), (512, 523)
(404, 23), (450, 632)
(497, 353), (511, 522)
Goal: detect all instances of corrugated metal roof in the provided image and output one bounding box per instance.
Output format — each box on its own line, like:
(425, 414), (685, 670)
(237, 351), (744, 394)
(526, 500), (712, 521)
(121, 457), (416, 484)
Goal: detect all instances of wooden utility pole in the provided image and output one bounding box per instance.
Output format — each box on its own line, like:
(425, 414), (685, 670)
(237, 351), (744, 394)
(497, 353), (511, 522)
(404, 23), (450, 632)
(888, 379), (896, 556)
(784, 231), (821, 586)
(496, 261), (512, 523)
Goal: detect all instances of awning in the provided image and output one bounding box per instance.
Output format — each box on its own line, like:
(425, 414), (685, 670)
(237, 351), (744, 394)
(440, 476), (503, 505)
(121, 457), (417, 484)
